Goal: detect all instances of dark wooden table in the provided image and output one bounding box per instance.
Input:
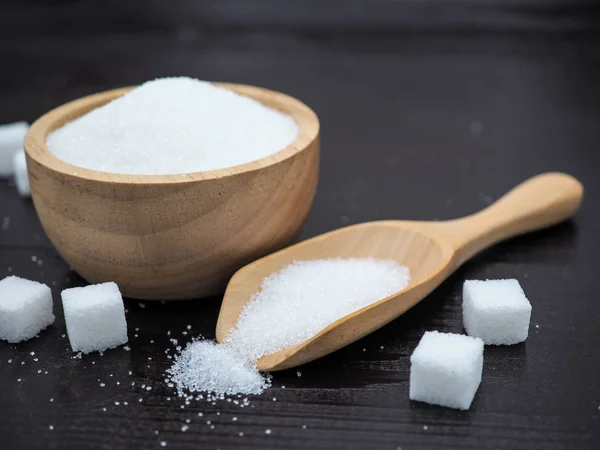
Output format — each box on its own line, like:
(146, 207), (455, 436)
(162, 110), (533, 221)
(1, 1), (599, 449)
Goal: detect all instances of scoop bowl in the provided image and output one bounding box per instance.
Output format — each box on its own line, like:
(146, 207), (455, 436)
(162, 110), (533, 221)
(216, 173), (583, 371)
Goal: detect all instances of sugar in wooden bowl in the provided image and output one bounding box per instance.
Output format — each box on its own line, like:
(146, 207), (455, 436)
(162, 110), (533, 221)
(24, 79), (320, 299)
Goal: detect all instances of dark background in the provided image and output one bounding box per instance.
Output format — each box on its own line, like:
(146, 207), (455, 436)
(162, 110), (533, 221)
(1, 1), (599, 449)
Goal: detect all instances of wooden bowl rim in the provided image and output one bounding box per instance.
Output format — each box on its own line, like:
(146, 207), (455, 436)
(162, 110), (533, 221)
(24, 82), (319, 185)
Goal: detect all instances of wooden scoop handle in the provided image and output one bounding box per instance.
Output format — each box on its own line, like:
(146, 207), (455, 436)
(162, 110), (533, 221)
(441, 172), (583, 267)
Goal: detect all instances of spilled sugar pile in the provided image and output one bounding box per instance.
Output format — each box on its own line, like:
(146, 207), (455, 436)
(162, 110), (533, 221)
(47, 77), (299, 175)
(168, 341), (270, 397)
(167, 258), (410, 397)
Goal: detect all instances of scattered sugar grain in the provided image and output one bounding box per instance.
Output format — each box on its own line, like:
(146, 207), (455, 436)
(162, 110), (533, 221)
(181, 425), (189, 432)
(160, 441), (167, 447)
(265, 429), (272, 435)
(47, 78), (299, 175)
(49, 425), (54, 430)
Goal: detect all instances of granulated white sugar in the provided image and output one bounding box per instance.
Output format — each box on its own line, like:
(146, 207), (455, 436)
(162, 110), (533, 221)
(167, 258), (409, 397)
(226, 258), (409, 361)
(168, 340), (271, 396)
(47, 77), (299, 175)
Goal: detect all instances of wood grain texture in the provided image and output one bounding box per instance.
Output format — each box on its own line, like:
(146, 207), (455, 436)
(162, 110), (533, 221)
(24, 84), (320, 299)
(1, 1), (599, 449)
(217, 173), (583, 371)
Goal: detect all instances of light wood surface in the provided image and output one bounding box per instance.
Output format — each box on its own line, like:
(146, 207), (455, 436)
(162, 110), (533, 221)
(216, 173), (583, 371)
(24, 83), (320, 299)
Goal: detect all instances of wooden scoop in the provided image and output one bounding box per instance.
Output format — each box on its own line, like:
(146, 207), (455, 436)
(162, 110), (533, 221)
(216, 173), (583, 371)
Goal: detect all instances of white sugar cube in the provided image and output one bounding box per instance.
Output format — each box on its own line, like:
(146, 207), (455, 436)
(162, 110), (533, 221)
(62, 282), (128, 354)
(0, 276), (55, 343)
(463, 279), (532, 345)
(410, 331), (483, 410)
(13, 150), (30, 197)
(0, 122), (28, 177)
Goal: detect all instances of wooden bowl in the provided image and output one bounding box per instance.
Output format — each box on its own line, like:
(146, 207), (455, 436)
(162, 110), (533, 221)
(24, 83), (320, 300)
